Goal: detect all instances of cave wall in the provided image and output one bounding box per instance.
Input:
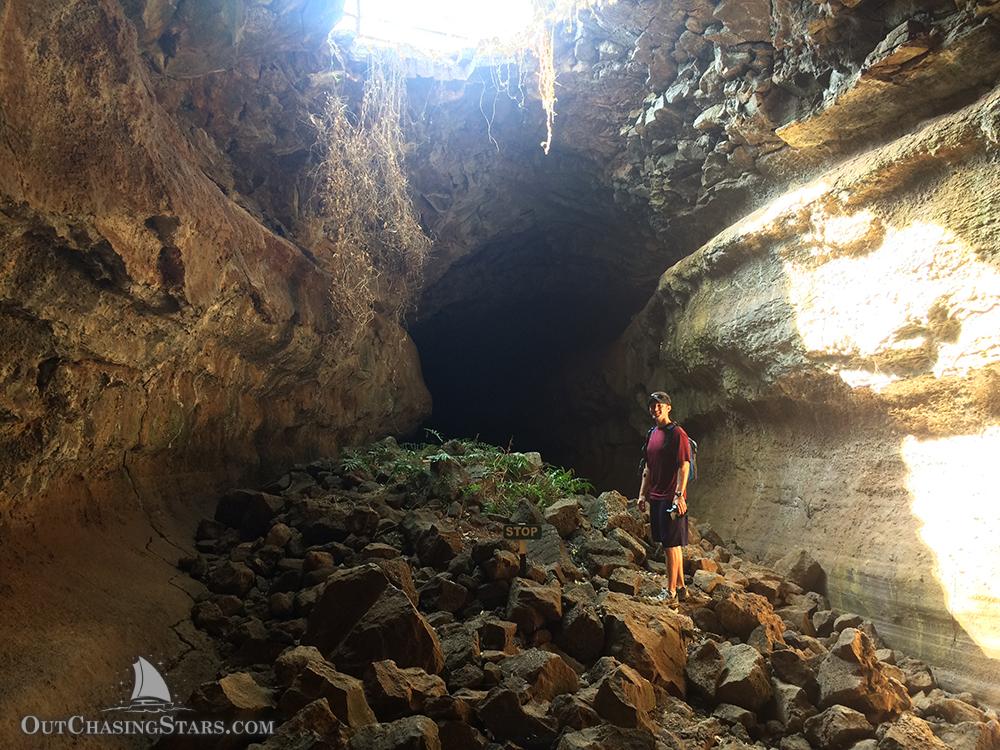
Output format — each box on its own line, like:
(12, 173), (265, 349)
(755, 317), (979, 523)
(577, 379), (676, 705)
(0, 0), (428, 734)
(585, 85), (1000, 701)
(0, 0), (429, 530)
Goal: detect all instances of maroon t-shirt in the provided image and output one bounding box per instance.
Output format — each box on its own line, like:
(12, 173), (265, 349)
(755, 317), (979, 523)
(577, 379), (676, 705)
(646, 423), (692, 500)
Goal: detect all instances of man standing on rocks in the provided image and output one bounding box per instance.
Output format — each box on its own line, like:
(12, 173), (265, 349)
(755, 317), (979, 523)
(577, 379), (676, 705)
(637, 392), (691, 602)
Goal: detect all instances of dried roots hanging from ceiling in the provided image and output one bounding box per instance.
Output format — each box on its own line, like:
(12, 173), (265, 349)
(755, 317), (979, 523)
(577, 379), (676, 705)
(309, 54), (431, 347)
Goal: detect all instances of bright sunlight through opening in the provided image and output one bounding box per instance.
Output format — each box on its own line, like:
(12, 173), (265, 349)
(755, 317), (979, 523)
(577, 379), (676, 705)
(335, 0), (538, 53)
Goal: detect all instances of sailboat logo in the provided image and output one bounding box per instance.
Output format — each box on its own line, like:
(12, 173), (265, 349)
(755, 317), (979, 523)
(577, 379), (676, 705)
(103, 657), (191, 714)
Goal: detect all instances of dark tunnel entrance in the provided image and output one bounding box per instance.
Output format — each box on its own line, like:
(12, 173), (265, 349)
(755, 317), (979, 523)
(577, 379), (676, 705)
(409, 227), (655, 476)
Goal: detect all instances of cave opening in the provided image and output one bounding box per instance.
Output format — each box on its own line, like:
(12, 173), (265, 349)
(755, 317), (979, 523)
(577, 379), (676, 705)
(410, 226), (647, 471)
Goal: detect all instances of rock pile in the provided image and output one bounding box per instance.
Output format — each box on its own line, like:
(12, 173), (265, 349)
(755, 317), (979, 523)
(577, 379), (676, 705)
(172, 440), (999, 749)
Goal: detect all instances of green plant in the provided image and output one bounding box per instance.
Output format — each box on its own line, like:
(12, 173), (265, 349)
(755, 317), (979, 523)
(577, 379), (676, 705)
(338, 434), (592, 517)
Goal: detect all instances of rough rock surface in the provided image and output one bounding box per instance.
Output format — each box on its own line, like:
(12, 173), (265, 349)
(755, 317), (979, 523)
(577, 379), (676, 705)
(167, 443), (1000, 750)
(0, 0), (429, 737)
(585, 82), (1000, 702)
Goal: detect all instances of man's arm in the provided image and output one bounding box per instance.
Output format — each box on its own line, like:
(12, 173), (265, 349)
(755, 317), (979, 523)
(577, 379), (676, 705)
(676, 461), (690, 514)
(638, 466), (650, 511)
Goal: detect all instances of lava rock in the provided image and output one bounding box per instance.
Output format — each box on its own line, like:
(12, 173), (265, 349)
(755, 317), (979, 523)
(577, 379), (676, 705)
(498, 649), (579, 702)
(804, 704), (874, 749)
(363, 659), (447, 719)
(774, 549), (826, 594)
(817, 628), (910, 723)
(476, 686), (559, 749)
(506, 577), (562, 635)
(280, 660), (376, 727)
(305, 565), (444, 676)
(544, 498), (584, 537)
(557, 603), (605, 664)
(716, 643), (772, 712)
(593, 661), (656, 730)
(347, 714), (441, 750)
(876, 712), (950, 749)
(600, 592), (688, 696)
(556, 724), (658, 749)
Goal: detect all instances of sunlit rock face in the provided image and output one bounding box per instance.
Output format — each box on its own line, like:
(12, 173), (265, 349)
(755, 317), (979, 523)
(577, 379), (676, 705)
(588, 86), (1000, 701)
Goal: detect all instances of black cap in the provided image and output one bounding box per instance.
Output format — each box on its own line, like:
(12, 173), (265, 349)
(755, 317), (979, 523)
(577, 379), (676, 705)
(647, 391), (671, 407)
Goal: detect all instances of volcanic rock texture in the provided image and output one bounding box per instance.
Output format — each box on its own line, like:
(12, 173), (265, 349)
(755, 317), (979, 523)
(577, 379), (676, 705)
(0, 0), (427, 737)
(581, 89), (1000, 702)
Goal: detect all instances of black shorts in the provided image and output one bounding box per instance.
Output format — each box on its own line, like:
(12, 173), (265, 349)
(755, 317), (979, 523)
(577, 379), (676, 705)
(650, 497), (688, 549)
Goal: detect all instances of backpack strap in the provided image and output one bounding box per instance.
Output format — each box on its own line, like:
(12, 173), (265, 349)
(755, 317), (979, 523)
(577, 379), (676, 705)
(638, 426), (656, 476)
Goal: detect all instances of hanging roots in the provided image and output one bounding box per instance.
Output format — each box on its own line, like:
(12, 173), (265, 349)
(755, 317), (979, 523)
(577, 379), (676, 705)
(310, 54), (431, 347)
(477, 0), (597, 154)
(535, 25), (557, 154)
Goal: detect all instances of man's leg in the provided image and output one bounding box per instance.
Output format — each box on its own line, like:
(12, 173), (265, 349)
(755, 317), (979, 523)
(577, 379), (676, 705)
(674, 547), (684, 591)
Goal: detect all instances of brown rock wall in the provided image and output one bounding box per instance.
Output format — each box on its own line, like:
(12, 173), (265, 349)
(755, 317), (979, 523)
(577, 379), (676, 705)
(0, 1), (427, 738)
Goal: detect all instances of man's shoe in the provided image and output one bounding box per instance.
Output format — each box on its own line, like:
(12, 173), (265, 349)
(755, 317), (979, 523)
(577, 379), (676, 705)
(649, 587), (676, 603)
(677, 586), (688, 602)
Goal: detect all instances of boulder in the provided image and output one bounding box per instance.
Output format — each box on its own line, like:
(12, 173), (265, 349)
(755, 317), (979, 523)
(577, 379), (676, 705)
(476, 686), (559, 749)
(438, 623), (480, 673)
(556, 724), (657, 750)
(348, 715), (441, 750)
(685, 639), (725, 699)
(363, 660), (447, 719)
(557, 603), (605, 664)
(415, 525), (464, 570)
(608, 568), (642, 595)
(280, 661), (376, 727)
(306, 567), (444, 676)
(579, 536), (634, 577)
(875, 713), (950, 749)
(713, 702), (756, 730)
(772, 679), (817, 732)
(273, 645), (325, 687)
(931, 719), (1000, 750)
(482, 550), (520, 581)
(817, 629), (910, 723)
(191, 672), (276, 715)
(252, 698), (348, 750)
(437, 720), (488, 750)
(208, 561), (257, 596)
(506, 578), (562, 634)
(498, 649), (579, 702)
(921, 695), (987, 724)
(593, 661), (656, 730)
(544, 498), (584, 537)
(716, 643), (772, 712)
(418, 575), (467, 614)
(715, 590), (785, 644)
(770, 648), (818, 692)
(476, 618), (518, 654)
(600, 592), (689, 696)
(550, 692), (603, 730)
(608, 527), (647, 566)
(774, 549), (826, 594)
(804, 705), (875, 749)
(813, 609), (838, 637)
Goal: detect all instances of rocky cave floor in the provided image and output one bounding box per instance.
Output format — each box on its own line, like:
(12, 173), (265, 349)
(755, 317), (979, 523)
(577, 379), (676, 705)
(164, 438), (1000, 750)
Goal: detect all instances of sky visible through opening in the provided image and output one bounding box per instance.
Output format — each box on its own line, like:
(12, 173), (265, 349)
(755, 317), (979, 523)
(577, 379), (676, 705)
(335, 0), (538, 52)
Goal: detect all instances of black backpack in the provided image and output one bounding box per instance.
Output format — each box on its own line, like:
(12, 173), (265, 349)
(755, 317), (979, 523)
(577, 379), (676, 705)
(637, 423), (698, 481)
